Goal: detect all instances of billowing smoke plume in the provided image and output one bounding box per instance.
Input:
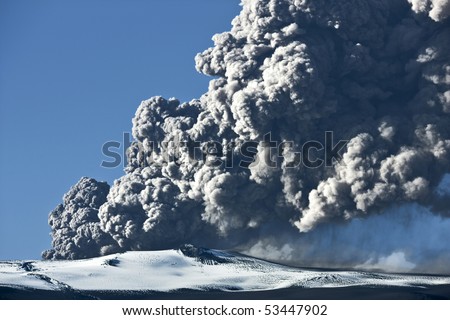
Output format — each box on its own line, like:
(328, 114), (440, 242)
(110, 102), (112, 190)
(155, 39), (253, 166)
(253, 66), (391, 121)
(42, 178), (118, 260)
(45, 0), (450, 273)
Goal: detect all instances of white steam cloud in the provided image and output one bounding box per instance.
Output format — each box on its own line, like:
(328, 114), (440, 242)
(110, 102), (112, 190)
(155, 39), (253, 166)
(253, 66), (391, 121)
(44, 0), (450, 274)
(356, 252), (417, 273)
(408, 0), (450, 21)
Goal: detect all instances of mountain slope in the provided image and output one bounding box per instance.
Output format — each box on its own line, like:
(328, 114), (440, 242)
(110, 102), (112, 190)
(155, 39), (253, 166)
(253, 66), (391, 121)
(1, 246), (450, 297)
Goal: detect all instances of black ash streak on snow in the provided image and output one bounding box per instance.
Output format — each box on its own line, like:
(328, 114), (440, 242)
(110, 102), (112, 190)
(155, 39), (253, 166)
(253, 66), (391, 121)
(44, 0), (450, 274)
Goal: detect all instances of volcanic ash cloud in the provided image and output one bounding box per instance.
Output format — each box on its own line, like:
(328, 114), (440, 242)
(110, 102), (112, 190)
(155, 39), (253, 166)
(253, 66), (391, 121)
(44, 0), (450, 273)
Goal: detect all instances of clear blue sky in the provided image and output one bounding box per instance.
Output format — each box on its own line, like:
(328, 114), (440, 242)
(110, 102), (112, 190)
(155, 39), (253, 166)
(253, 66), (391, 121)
(0, 0), (241, 260)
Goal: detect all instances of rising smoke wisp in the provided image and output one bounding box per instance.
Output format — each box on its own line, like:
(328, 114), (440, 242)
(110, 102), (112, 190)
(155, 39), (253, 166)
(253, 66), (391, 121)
(44, 0), (450, 274)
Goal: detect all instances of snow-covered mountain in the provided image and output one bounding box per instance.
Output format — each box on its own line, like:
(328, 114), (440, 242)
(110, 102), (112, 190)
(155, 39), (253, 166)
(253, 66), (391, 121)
(1, 245), (450, 298)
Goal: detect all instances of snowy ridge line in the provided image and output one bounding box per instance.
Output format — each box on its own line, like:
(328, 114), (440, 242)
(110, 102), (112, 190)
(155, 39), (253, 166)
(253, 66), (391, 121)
(1, 247), (450, 293)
